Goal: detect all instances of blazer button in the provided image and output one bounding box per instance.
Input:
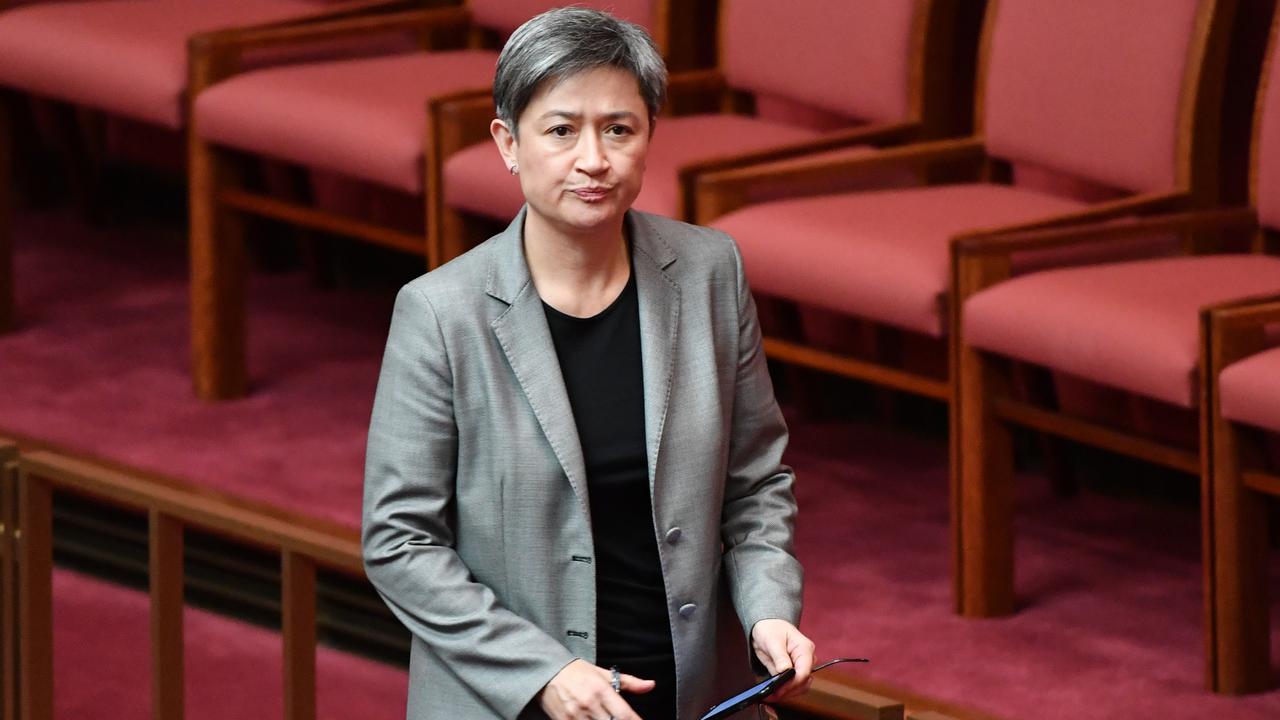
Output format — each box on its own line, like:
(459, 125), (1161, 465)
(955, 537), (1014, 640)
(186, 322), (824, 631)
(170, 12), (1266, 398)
(678, 603), (697, 619)
(665, 527), (682, 544)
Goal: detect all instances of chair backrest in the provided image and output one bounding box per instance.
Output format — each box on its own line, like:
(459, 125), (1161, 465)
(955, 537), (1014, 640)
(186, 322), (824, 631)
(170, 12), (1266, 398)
(720, 0), (922, 124)
(981, 0), (1218, 195)
(1253, 10), (1280, 230)
(469, 0), (657, 37)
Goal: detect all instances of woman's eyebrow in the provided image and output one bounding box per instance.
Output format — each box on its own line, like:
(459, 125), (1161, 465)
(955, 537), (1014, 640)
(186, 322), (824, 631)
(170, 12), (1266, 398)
(537, 110), (640, 123)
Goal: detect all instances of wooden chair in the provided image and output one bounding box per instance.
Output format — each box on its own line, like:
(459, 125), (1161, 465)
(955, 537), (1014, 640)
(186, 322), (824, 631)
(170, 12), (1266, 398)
(952, 0), (1280, 693)
(1206, 293), (1280, 694)
(0, 0), (402, 334)
(185, 0), (690, 400)
(425, 0), (969, 266)
(694, 0), (1237, 605)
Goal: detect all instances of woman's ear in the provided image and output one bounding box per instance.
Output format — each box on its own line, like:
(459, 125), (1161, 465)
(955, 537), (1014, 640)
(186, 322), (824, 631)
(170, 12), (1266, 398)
(490, 119), (518, 174)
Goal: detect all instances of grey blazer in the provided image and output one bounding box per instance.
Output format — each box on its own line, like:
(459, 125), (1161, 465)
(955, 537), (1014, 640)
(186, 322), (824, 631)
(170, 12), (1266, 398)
(363, 208), (803, 719)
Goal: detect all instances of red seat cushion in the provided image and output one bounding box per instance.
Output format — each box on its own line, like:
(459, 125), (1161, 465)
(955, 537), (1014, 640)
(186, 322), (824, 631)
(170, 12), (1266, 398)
(711, 184), (1086, 337)
(195, 50), (499, 193)
(443, 113), (822, 221)
(964, 255), (1280, 408)
(1220, 346), (1280, 434)
(0, 0), (331, 128)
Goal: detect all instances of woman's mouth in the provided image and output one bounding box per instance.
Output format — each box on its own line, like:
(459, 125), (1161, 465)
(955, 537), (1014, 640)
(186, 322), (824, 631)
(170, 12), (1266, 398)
(570, 187), (611, 202)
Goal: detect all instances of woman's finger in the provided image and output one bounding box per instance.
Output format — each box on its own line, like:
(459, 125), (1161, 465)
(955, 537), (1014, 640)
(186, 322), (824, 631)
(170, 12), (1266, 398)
(601, 692), (642, 720)
(618, 673), (655, 694)
(784, 634), (817, 698)
(791, 635), (816, 681)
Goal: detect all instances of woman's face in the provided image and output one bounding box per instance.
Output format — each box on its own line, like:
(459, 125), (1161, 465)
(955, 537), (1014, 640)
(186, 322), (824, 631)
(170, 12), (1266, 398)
(493, 66), (651, 238)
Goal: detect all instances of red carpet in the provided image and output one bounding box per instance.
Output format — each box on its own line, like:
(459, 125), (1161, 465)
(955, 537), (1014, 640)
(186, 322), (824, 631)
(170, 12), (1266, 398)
(53, 569), (407, 720)
(7, 209), (1280, 719)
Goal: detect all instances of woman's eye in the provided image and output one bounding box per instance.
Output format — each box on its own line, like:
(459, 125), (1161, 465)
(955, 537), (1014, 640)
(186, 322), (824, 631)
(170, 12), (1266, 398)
(606, 125), (633, 136)
(550, 126), (573, 138)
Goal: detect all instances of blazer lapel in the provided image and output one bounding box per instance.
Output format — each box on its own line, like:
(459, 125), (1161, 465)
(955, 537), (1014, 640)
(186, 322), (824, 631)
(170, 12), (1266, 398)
(628, 212), (680, 493)
(487, 209), (591, 519)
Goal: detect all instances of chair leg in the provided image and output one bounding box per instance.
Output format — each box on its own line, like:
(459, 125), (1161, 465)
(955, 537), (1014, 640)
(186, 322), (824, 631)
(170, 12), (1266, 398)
(0, 92), (13, 333)
(1012, 363), (1077, 497)
(189, 137), (247, 400)
(1210, 418), (1271, 693)
(770, 300), (827, 417)
(955, 342), (1016, 617)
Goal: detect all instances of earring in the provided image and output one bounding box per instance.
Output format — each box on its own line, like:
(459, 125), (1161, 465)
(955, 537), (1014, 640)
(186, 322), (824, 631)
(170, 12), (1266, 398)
(509, 164), (518, 175)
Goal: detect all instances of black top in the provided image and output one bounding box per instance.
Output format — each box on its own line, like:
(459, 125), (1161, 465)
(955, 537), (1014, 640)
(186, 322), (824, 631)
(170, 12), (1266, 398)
(542, 270), (676, 673)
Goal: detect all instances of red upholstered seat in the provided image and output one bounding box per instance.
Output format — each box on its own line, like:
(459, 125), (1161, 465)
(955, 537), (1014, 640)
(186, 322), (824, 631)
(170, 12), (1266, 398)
(964, 255), (1280, 408)
(184, 0), (671, 399)
(712, 184), (1086, 337)
(195, 50), (500, 193)
(443, 114), (821, 221)
(0, 0), (331, 128)
(1220, 346), (1280, 434)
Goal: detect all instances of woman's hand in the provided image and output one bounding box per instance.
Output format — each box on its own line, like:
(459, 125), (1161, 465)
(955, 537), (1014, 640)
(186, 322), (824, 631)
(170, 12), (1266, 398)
(539, 659), (655, 720)
(751, 619), (816, 702)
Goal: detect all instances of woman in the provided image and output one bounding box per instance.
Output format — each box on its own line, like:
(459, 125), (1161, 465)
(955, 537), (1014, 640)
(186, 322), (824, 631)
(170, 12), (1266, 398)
(363, 8), (813, 719)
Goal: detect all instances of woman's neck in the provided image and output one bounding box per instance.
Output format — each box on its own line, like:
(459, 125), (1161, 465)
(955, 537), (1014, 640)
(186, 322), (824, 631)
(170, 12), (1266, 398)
(524, 212), (631, 318)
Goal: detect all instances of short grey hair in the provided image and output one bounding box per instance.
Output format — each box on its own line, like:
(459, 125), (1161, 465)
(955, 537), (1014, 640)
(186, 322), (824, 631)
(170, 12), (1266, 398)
(493, 7), (667, 136)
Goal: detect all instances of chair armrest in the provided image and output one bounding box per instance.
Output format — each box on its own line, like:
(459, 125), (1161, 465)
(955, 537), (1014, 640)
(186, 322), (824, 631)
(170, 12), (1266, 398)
(1205, 292), (1280, 370)
(951, 206), (1257, 302)
(666, 69), (728, 95)
(423, 87), (495, 266)
(664, 69), (728, 115)
(954, 205), (1255, 257)
(189, 4), (470, 90)
(683, 120), (921, 223)
(427, 87), (495, 163)
(694, 135), (987, 222)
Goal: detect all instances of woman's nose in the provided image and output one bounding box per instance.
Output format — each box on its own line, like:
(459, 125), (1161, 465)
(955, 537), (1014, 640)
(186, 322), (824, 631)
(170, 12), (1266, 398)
(575, 134), (609, 174)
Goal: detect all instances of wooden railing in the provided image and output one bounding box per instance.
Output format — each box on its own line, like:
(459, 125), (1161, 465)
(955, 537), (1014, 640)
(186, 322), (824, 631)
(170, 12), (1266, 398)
(0, 442), (975, 720)
(9, 446), (362, 720)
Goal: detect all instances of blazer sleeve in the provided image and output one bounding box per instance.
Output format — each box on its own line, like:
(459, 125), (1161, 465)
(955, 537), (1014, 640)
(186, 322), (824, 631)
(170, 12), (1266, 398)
(362, 285), (577, 718)
(718, 239), (805, 643)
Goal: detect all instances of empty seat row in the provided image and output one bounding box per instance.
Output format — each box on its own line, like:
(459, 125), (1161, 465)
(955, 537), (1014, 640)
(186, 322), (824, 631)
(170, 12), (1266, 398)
(0, 0), (965, 397)
(695, 0), (1280, 696)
